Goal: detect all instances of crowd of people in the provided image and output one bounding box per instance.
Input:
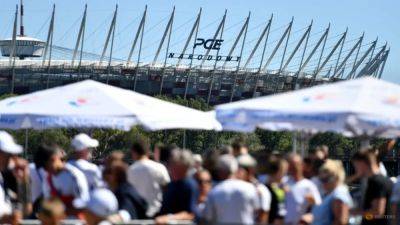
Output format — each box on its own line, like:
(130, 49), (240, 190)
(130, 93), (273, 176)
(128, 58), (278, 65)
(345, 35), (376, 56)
(1, 130), (400, 225)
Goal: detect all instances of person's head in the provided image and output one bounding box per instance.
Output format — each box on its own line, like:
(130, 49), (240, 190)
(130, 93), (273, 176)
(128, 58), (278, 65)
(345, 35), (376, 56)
(231, 140), (248, 157)
(376, 139), (396, 163)
(34, 144), (65, 174)
(102, 162), (128, 191)
(83, 189), (118, 225)
(216, 154), (238, 180)
(203, 149), (221, 181)
(351, 149), (379, 177)
(194, 169), (212, 195)
(303, 157), (325, 179)
(267, 156), (288, 183)
(193, 154), (203, 170)
(71, 133), (99, 160)
(303, 157), (313, 179)
(218, 145), (233, 155)
(313, 145), (329, 160)
(153, 143), (163, 162)
(320, 145), (329, 158)
(130, 137), (150, 161)
(104, 151), (125, 169)
(286, 153), (304, 180)
(237, 154), (257, 182)
(158, 143), (177, 165)
(319, 160), (345, 192)
(0, 131), (22, 171)
(153, 143), (177, 163)
(37, 198), (66, 225)
(168, 149), (194, 181)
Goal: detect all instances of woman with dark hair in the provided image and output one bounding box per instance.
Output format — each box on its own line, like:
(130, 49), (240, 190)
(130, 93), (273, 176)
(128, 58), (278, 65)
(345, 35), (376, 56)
(103, 162), (148, 220)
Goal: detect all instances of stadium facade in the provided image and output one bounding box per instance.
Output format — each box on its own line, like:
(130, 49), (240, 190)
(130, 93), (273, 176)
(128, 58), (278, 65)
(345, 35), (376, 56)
(0, 3), (390, 105)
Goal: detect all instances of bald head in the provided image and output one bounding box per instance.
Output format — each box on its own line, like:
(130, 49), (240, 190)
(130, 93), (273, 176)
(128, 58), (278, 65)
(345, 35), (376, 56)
(287, 153), (304, 180)
(216, 155), (238, 180)
(287, 153), (302, 164)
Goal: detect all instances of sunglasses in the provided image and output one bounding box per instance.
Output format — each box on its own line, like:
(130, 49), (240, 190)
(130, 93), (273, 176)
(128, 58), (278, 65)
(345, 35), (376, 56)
(198, 179), (212, 185)
(319, 175), (336, 184)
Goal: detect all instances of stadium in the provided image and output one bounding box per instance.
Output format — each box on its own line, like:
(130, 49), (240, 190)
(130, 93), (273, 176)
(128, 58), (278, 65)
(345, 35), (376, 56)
(0, 2), (390, 105)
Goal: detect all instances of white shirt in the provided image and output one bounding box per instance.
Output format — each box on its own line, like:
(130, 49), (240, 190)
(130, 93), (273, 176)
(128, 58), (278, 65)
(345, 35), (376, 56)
(0, 173), (12, 217)
(391, 176), (400, 203)
(68, 159), (103, 190)
(391, 177), (400, 225)
(203, 179), (260, 224)
(258, 174), (289, 185)
(127, 159), (170, 217)
(379, 162), (388, 177)
(43, 164), (90, 208)
(311, 176), (325, 196)
(284, 178), (322, 224)
(254, 181), (272, 212)
(29, 163), (47, 203)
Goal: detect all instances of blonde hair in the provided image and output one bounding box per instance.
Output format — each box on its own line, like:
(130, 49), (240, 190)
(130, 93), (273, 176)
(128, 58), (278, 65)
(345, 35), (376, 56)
(320, 159), (346, 184)
(39, 197), (65, 218)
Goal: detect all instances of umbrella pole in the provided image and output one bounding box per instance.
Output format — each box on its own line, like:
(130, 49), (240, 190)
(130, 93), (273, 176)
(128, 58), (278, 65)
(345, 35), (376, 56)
(24, 128), (28, 158)
(292, 132), (297, 153)
(300, 132), (311, 157)
(300, 137), (305, 157)
(182, 130), (187, 149)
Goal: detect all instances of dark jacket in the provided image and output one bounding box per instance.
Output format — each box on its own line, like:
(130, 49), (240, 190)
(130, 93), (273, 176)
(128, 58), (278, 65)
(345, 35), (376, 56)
(159, 177), (199, 215)
(114, 182), (148, 219)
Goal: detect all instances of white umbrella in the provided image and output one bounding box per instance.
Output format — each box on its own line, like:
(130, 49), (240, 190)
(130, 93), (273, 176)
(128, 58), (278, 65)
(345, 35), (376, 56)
(215, 77), (400, 138)
(0, 80), (221, 131)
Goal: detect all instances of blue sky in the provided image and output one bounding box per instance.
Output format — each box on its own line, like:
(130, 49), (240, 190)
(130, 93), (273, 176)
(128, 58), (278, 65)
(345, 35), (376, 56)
(1, 0), (399, 82)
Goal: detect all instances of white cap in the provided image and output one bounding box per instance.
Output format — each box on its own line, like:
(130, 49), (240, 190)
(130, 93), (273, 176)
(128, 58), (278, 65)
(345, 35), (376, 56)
(0, 131), (22, 155)
(71, 133), (99, 152)
(86, 189), (118, 217)
(217, 154), (238, 174)
(237, 154), (257, 168)
(193, 154), (203, 164)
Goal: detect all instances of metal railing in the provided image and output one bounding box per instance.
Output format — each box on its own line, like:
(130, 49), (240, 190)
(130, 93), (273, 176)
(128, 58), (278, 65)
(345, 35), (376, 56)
(20, 220), (194, 225)
(21, 218), (363, 225)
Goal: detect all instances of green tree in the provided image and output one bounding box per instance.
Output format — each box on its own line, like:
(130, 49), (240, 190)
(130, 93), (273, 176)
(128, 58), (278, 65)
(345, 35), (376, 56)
(10, 129), (70, 159)
(309, 132), (357, 157)
(256, 130), (292, 153)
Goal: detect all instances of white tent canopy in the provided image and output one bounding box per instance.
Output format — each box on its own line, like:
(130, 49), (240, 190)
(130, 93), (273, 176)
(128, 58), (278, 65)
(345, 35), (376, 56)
(216, 77), (400, 138)
(0, 80), (221, 131)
